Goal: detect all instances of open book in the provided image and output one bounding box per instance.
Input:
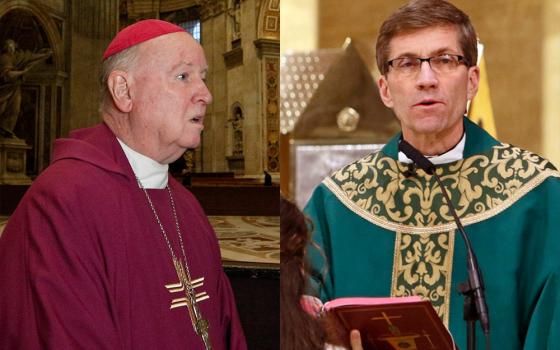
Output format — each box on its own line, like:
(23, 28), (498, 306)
(321, 296), (456, 350)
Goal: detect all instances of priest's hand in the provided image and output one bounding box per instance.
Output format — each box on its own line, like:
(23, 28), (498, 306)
(349, 329), (363, 350)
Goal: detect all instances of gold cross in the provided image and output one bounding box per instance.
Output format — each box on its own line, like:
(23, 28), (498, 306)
(165, 276), (210, 309)
(165, 258), (212, 350)
(371, 312), (402, 326)
(423, 329), (436, 348)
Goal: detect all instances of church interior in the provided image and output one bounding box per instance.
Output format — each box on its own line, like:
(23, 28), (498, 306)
(278, 2), (560, 348)
(281, 0), (560, 205)
(0, 0), (279, 348)
(4, 0), (560, 347)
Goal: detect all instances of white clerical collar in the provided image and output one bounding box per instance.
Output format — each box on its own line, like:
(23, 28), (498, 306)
(398, 132), (466, 165)
(117, 138), (168, 189)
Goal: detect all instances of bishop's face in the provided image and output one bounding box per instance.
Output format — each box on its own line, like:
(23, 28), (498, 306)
(377, 25), (479, 148)
(128, 32), (212, 164)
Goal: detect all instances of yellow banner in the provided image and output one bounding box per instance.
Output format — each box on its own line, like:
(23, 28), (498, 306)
(468, 45), (497, 137)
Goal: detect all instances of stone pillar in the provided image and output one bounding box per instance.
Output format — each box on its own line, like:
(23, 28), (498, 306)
(255, 39), (279, 174)
(200, 0), (228, 172)
(68, 0), (119, 131)
(255, 0), (279, 176)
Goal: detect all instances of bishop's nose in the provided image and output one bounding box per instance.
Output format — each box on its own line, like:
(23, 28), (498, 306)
(194, 78), (213, 105)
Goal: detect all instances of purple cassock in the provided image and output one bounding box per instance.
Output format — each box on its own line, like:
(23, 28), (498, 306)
(0, 123), (247, 350)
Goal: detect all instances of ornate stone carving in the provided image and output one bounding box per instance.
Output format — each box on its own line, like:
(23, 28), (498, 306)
(199, 0), (226, 21)
(231, 107), (243, 156)
(0, 39), (51, 139)
(0, 138), (32, 184)
(265, 57), (279, 172)
(227, 0), (241, 41)
(226, 105), (244, 173)
(0, 7), (67, 175)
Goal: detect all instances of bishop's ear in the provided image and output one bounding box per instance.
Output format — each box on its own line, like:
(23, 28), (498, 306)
(107, 70), (132, 112)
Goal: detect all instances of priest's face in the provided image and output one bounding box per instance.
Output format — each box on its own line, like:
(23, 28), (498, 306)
(128, 32), (212, 164)
(377, 25), (479, 151)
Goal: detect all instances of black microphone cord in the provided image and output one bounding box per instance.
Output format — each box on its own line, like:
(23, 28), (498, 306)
(399, 139), (490, 350)
(432, 172), (491, 335)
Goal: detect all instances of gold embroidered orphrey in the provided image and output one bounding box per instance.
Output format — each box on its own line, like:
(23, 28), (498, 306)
(139, 182), (212, 350)
(392, 230), (455, 326)
(324, 143), (560, 325)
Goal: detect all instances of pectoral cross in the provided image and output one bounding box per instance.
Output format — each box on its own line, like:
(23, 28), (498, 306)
(165, 258), (212, 350)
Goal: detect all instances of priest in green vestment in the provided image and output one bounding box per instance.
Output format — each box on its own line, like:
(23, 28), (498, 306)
(304, 1), (560, 349)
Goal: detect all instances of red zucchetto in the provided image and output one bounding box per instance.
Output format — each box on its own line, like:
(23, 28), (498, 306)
(103, 19), (185, 60)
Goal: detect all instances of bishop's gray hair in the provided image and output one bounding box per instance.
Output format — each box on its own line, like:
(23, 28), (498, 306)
(99, 45), (139, 110)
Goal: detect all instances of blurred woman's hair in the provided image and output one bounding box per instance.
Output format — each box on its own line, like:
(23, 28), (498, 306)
(280, 196), (325, 350)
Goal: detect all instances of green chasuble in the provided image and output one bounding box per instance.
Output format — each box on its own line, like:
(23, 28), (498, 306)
(305, 118), (560, 349)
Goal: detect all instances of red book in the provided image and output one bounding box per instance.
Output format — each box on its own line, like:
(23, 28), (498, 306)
(323, 296), (456, 350)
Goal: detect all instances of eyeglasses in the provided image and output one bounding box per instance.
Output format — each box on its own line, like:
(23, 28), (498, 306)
(386, 54), (467, 77)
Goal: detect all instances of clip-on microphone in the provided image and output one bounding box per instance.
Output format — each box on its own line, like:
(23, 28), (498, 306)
(399, 139), (491, 350)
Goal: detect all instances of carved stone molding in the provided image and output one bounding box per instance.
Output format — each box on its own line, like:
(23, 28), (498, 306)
(223, 46), (243, 69)
(254, 38), (279, 58)
(199, 0), (226, 21)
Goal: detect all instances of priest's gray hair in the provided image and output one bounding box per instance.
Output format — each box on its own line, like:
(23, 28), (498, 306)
(99, 45), (139, 111)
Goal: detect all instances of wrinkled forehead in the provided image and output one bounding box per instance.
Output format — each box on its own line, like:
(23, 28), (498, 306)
(136, 32), (208, 68)
(388, 25), (461, 58)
